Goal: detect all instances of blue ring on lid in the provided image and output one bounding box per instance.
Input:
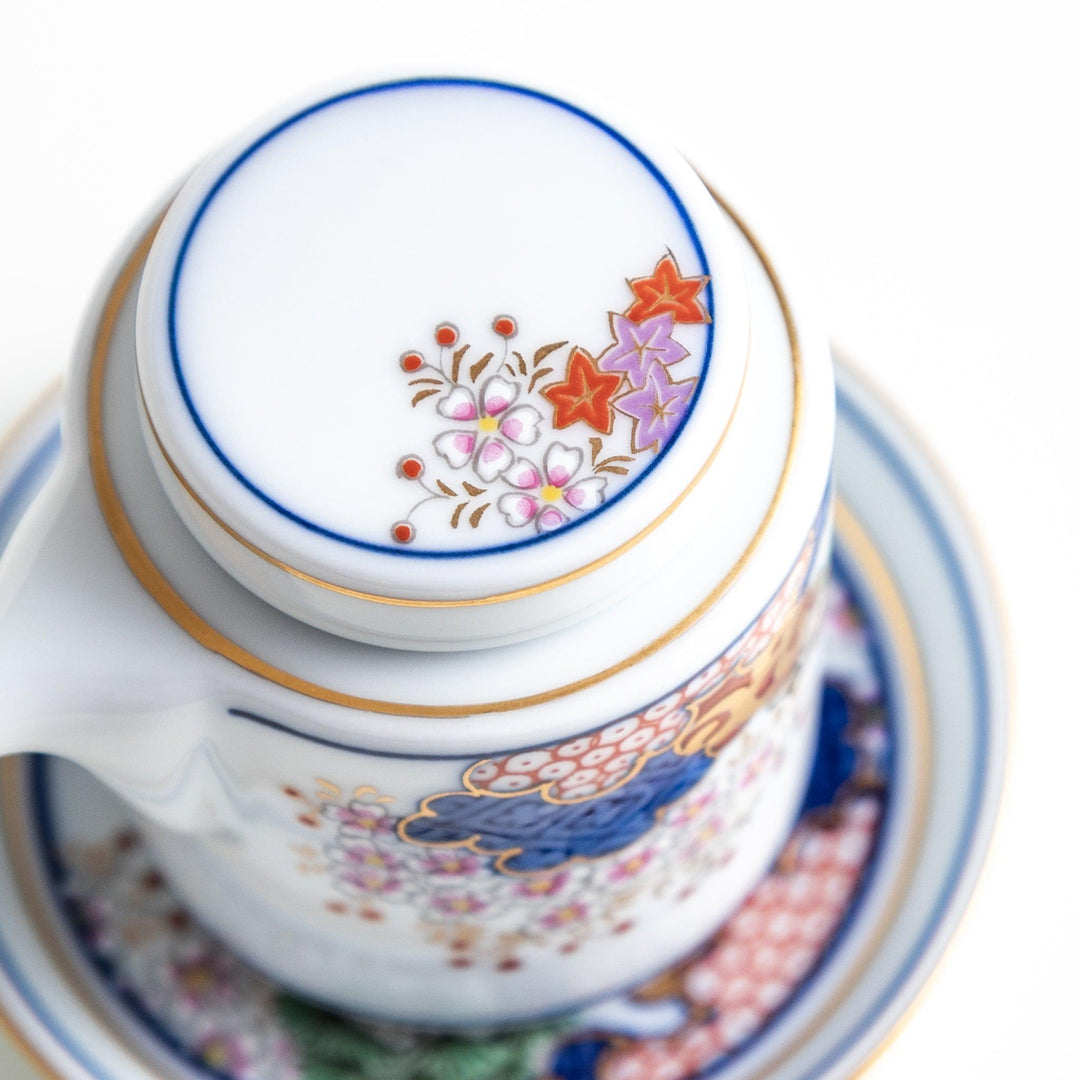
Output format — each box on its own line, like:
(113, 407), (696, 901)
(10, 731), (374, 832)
(166, 77), (715, 559)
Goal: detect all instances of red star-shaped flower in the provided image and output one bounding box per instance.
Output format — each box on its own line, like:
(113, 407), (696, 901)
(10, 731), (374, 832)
(626, 253), (711, 324)
(541, 348), (624, 434)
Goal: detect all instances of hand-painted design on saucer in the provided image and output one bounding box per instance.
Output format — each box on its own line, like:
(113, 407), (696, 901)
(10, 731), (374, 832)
(57, 576), (886, 1080)
(391, 254), (709, 544)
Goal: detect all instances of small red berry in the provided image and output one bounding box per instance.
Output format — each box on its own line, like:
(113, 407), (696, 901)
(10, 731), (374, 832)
(400, 351), (425, 372)
(397, 455), (424, 480)
(497, 957), (523, 972)
(434, 322), (459, 347)
(392, 521), (415, 544)
(492, 315), (517, 338)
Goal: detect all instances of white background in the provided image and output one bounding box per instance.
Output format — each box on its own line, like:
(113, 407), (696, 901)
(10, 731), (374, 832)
(0, 1), (1075, 1076)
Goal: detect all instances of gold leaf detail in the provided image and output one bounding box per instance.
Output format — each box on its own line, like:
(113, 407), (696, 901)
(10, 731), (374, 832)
(436, 480), (457, 497)
(532, 341), (568, 366)
(450, 502), (468, 528)
(451, 344), (469, 383)
(462, 481), (486, 496)
(528, 367), (553, 392)
(411, 388), (440, 406)
(469, 352), (495, 382)
(469, 502), (491, 528)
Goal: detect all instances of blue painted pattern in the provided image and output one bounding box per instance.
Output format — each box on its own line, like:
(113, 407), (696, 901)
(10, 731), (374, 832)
(402, 749), (715, 872)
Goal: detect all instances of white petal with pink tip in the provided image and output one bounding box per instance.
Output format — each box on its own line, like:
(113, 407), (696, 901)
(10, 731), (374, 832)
(480, 376), (520, 418)
(563, 476), (606, 511)
(543, 443), (582, 489)
(504, 458), (542, 490)
(497, 492), (539, 527)
(498, 405), (541, 445)
(436, 386), (479, 422)
(474, 437), (514, 482)
(433, 430), (476, 469)
(536, 505), (569, 532)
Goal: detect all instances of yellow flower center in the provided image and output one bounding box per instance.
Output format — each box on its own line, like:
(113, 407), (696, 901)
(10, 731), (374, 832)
(540, 484), (561, 503)
(478, 416), (499, 433)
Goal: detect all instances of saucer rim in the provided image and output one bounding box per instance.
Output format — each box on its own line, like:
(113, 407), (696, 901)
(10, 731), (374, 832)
(0, 362), (1008, 1080)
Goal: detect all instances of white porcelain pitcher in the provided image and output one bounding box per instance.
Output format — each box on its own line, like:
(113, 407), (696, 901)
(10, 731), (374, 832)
(0, 74), (834, 1027)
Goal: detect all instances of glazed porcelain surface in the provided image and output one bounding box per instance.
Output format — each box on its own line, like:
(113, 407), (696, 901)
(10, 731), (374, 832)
(0, 76), (833, 1026)
(0, 365), (1007, 1079)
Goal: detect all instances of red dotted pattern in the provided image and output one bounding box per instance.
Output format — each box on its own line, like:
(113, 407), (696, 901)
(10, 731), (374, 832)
(599, 799), (880, 1080)
(466, 539), (817, 803)
(467, 705), (691, 800)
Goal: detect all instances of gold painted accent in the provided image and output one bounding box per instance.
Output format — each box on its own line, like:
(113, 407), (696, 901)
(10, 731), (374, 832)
(89, 190), (804, 715)
(674, 586), (815, 758)
(0, 994), (57, 1080)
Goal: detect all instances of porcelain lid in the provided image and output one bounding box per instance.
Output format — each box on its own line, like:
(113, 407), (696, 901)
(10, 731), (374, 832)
(135, 76), (750, 642)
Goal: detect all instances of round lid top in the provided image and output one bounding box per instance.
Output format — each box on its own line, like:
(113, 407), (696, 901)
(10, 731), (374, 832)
(135, 76), (749, 636)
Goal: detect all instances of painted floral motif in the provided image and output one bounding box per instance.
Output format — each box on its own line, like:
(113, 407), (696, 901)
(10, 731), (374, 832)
(497, 442), (608, 534)
(613, 363), (697, 454)
(625, 253), (711, 324)
(61, 830), (299, 1080)
(56, 575), (888, 1080)
(542, 348), (623, 434)
(391, 253), (708, 544)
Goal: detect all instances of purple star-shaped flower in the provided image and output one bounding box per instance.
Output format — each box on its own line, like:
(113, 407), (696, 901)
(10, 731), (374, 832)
(615, 365), (697, 453)
(597, 312), (690, 387)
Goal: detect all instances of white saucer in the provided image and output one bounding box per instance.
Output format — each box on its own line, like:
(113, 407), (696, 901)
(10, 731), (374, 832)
(0, 362), (1006, 1080)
